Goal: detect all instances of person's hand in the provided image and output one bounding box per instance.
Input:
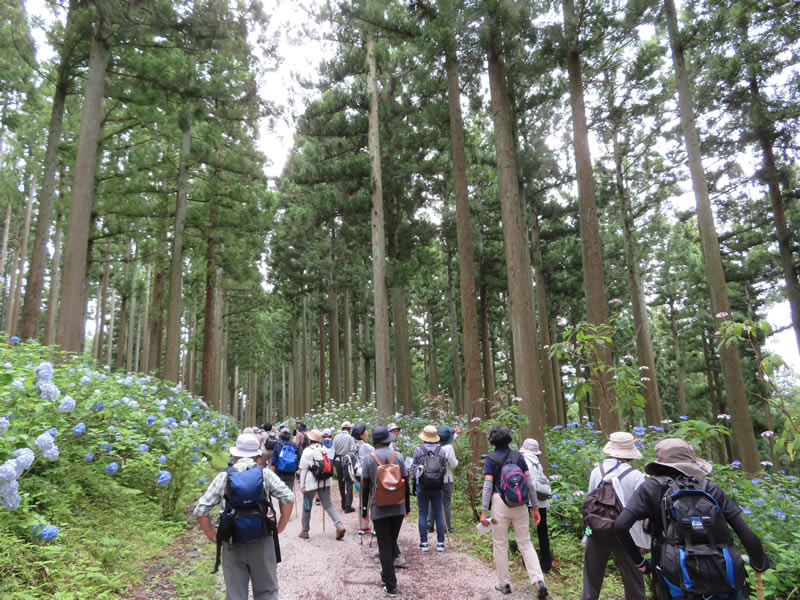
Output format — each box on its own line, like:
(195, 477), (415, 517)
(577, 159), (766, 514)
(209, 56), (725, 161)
(206, 532), (216, 543)
(405, 512), (410, 518)
(480, 510), (490, 528)
(300, 486), (306, 493)
(530, 507), (541, 526)
(638, 559), (653, 574)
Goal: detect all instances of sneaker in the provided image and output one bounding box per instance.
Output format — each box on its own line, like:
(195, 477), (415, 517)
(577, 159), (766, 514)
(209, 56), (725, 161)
(393, 556), (407, 568)
(436, 542), (445, 552)
(535, 581), (549, 599)
(336, 525), (346, 540)
(494, 584), (511, 595)
(359, 528), (372, 535)
(298, 531), (309, 539)
(418, 542), (429, 552)
(343, 507), (355, 513)
(383, 585), (398, 597)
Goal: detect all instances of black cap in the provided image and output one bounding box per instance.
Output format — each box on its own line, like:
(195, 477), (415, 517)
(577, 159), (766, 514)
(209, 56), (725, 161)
(372, 426), (396, 445)
(351, 423), (367, 439)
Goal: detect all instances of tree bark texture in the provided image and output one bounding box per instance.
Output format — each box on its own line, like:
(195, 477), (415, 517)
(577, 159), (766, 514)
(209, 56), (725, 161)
(43, 205), (63, 347)
(9, 187), (34, 337)
(487, 43), (546, 446)
(328, 245), (341, 404)
(665, 0), (760, 473)
(201, 207), (217, 404)
(447, 249), (463, 413)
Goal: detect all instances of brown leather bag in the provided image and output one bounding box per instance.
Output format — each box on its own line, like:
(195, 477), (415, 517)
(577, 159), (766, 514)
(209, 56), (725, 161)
(371, 450), (405, 506)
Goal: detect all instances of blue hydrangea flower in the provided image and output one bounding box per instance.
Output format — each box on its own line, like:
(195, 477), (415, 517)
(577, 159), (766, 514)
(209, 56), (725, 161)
(0, 416), (8, 434)
(551, 493), (562, 499)
(35, 432), (55, 451)
(10, 378), (24, 391)
(1, 491), (21, 510)
(32, 524), (59, 540)
(14, 448), (34, 472)
(209, 437), (217, 446)
(138, 443), (148, 453)
(159, 455), (167, 464)
(680, 415), (689, 420)
(99, 443), (112, 453)
(47, 427), (58, 438)
(750, 478), (761, 485)
(157, 470), (172, 485)
(739, 506), (752, 515)
(3, 362), (12, 369)
(0, 461), (17, 482)
(192, 454), (198, 463)
(199, 477), (206, 484)
(146, 415), (156, 426)
(58, 396), (76, 412)
(730, 460), (742, 469)
(104, 462), (119, 475)
(43, 445), (59, 461)
(9, 336), (20, 343)
(73, 423), (86, 436)
(550, 464), (559, 469)
(80, 375), (91, 386)
(85, 453), (94, 463)
(91, 401), (104, 412)
(34, 362), (54, 381)
(38, 381), (60, 400)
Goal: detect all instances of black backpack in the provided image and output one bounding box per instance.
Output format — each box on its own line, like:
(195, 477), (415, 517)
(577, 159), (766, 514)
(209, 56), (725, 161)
(654, 475), (747, 599)
(343, 442), (363, 483)
(581, 462), (633, 534)
(263, 432), (279, 451)
(211, 466), (280, 573)
(418, 446), (446, 491)
(309, 447), (334, 481)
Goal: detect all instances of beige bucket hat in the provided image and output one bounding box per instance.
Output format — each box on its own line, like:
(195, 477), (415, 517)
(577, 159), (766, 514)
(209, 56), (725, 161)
(645, 438), (712, 477)
(418, 425), (440, 443)
(307, 429), (322, 443)
(602, 431), (642, 460)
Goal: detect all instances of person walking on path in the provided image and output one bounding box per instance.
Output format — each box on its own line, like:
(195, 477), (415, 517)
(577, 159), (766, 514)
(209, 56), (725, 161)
(411, 425), (447, 553)
(260, 423), (279, 466)
(426, 425), (458, 534)
(333, 421), (355, 513)
(195, 433), (294, 600)
(271, 426), (298, 494)
(580, 431), (649, 600)
(298, 429), (346, 540)
(520, 438), (553, 573)
(360, 426), (411, 597)
(353, 423), (374, 534)
(615, 438), (769, 600)
(480, 426), (547, 598)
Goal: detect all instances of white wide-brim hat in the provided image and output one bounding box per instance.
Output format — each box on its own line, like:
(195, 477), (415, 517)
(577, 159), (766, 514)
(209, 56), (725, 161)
(229, 433), (262, 458)
(602, 431), (642, 460)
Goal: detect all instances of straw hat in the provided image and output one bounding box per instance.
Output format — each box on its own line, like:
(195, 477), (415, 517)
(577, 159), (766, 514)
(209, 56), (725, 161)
(419, 425), (440, 443)
(307, 429), (322, 443)
(521, 438), (542, 455)
(645, 438), (712, 478)
(229, 433), (262, 458)
(602, 432), (642, 460)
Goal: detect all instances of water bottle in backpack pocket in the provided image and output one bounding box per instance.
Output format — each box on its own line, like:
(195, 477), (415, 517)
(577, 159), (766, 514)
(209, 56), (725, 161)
(655, 476), (748, 599)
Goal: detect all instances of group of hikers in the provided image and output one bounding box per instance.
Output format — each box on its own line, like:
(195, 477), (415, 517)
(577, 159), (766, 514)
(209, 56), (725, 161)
(195, 419), (770, 600)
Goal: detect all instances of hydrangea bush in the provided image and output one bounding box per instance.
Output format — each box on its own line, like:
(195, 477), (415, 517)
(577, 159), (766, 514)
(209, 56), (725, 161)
(0, 338), (238, 541)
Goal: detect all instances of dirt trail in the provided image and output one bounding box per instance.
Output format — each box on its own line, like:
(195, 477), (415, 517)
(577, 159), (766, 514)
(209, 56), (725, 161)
(268, 487), (550, 600)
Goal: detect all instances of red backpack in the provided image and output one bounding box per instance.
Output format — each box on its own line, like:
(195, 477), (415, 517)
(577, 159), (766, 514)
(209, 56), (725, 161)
(310, 448), (333, 480)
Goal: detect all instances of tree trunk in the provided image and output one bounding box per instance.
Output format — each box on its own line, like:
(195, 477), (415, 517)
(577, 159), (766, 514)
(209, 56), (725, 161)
(391, 284), (411, 413)
(612, 129), (662, 424)
(429, 310), (438, 395)
(164, 121), (192, 382)
(552, 321), (566, 425)
(487, 41), (546, 446)
(106, 291), (115, 367)
(116, 237), (131, 369)
(291, 315), (300, 416)
(361, 284), (372, 406)
(201, 206), (217, 403)
(9, 186), (34, 337)
(141, 265), (152, 372)
(319, 301), (326, 406)
(95, 240), (111, 362)
(328, 242), (341, 404)
(343, 287), (352, 402)
(665, 0), (760, 473)
(479, 239), (496, 407)
(563, 0), (619, 434)
(125, 260), (138, 371)
(669, 300), (688, 416)
(447, 249), (463, 414)
(366, 34), (393, 418)
(148, 265), (166, 377)
(701, 330), (726, 463)
(43, 204), (64, 347)
(0, 200), (13, 320)
(56, 26), (109, 353)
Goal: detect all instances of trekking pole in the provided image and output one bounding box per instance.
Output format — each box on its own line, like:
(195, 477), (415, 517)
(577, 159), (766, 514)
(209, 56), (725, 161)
(754, 570), (764, 600)
(322, 497), (326, 533)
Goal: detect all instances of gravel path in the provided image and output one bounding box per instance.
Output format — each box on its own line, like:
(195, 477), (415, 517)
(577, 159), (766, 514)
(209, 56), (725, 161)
(267, 486), (545, 600)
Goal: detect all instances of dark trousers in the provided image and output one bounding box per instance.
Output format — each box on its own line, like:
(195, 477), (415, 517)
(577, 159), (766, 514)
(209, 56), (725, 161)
(581, 531), (645, 600)
(333, 459), (352, 511)
(536, 507), (552, 572)
(374, 514), (405, 591)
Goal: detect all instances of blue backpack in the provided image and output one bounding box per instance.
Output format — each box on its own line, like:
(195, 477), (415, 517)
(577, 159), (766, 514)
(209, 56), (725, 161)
(212, 466), (279, 573)
(490, 450), (529, 507)
(276, 443), (297, 473)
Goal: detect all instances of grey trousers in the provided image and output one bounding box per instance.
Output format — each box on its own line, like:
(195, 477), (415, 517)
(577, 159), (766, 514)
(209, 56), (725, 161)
(301, 485), (342, 532)
(222, 536), (278, 600)
(581, 532), (645, 600)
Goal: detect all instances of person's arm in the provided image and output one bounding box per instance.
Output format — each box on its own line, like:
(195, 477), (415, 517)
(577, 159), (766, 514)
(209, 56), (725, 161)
(198, 515), (216, 542)
(277, 500), (292, 534)
(361, 475), (372, 518)
(298, 448), (309, 492)
(479, 473), (494, 527)
(729, 513), (769, 571)
(447, 446), (458, 470)
(615, 508), (648, 569)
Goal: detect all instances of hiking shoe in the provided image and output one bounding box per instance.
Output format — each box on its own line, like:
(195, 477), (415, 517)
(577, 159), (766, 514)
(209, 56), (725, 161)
(359, 528), (372, 535)
(436, 542), (445, 552)
(418, 542), (429, 552)
(535, 581), (549, 599)
(336, 525), (346, 540)
(394, 556), (407, 568)
(298, 531), (309, 539)
(383, 585), (398, 597)
(343, 507), (355, 513)
(494, 584), (511, 595)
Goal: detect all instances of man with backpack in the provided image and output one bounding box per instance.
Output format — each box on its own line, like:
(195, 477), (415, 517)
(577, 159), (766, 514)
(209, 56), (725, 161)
(298, 429), (346, 540)
(271, 426), (298, 493)
(426, 425), (459, 534)
(195, 432), (294, 600)
(580, 431), (649, 600)
(615, 438), (769, 600)
(260, 423), (279, 466)
(360, 426), (411, 598)
(332, 421), (355, 513)
(411, 425), (448, 552)
(479, 426), (547, 598)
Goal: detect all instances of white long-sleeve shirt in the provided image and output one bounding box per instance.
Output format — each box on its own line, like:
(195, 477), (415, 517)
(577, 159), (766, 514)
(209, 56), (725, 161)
(587, 458), (650, 549)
